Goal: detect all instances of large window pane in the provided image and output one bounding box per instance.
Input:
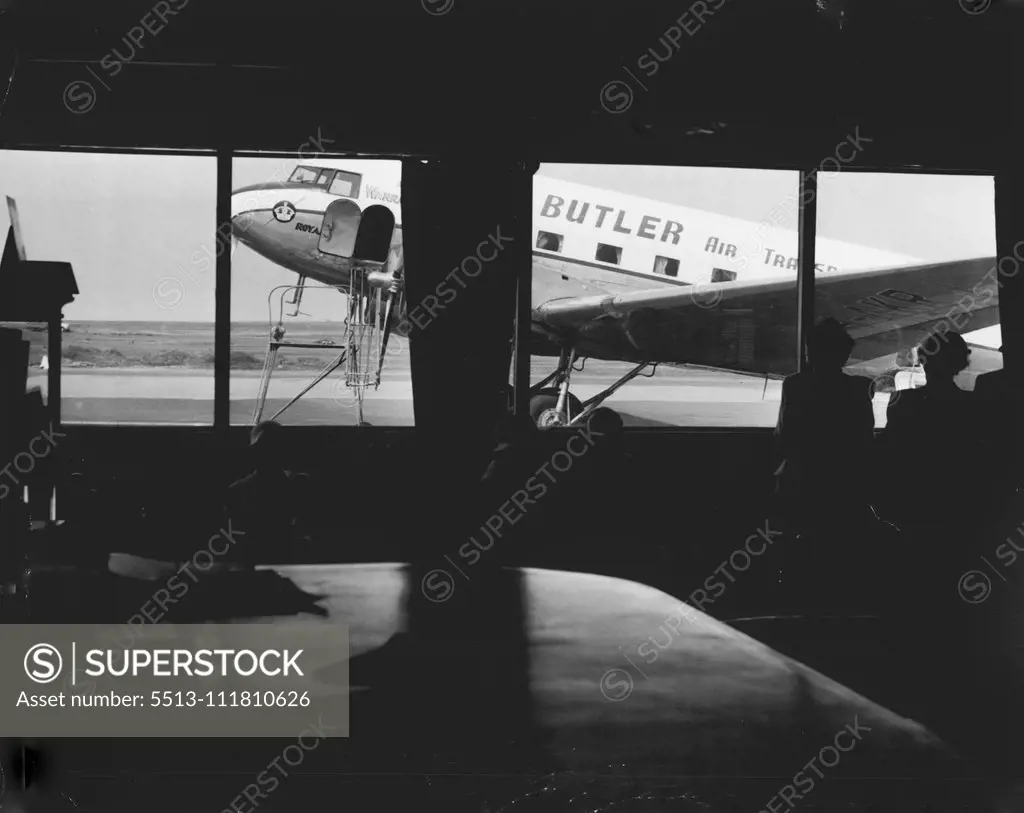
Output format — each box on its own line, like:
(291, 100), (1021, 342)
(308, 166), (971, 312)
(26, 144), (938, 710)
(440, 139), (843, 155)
(0, 150), (216, 425)
(230, 157), (408, 426)
(531, 164), (800, 428)
(815, 173), (998, 428)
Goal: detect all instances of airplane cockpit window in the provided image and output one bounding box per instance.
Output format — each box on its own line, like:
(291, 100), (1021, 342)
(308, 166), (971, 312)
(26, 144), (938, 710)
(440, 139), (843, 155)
(330, 177), (353, 197)
(596, 243), (622, 265)
(537, 231), (563, 251)
(288, 166), (322, 184)
(329, 170), (361, 198)
(711, 268), (737, 283)
(654, 256), (679, 278)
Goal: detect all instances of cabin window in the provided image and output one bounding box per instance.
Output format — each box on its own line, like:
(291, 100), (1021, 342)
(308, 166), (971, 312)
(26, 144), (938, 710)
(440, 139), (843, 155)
(654, 256), (679, 278)
(536, 231), (562, 252)
(329, 170), (361, 198)
(711, 267), (737, 283)
(595, 243), (622, 265)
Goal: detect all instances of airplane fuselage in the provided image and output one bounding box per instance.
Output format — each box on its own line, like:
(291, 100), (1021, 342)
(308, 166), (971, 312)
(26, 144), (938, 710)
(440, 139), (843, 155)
(231, 166), (403, 289)
(529, 175), (922, 293)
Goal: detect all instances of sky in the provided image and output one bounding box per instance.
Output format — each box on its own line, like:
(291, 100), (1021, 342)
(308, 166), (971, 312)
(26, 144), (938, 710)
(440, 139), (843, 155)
(0, 151), (401, 324)
(0, 150), (216, 323)
(0, 151), (997, 340)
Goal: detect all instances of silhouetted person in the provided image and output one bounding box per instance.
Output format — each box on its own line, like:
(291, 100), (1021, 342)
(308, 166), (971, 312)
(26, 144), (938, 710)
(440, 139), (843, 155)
(556, 408), (632, 548)
(225, 421), (308, 560)
(774, 318), (875, 537)
(974, 346), (1018, 490)
(587, 406), (626, 459)
(879, 329), (983, 534)
(878, 331), (1012, 768)
(974, 346), (1010, 400)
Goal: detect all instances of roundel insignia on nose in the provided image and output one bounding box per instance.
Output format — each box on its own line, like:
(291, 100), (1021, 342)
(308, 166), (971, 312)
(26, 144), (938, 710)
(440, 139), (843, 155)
(272, 201), (296, 223)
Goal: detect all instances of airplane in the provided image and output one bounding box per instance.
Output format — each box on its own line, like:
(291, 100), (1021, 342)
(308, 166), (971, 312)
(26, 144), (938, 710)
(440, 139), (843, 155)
(231, 165), (1000, 427)
(230, 161), (406, 424)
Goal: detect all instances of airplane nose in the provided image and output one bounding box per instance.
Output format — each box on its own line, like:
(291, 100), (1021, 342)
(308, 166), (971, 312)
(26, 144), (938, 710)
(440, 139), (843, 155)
(231, 189), (268, 237)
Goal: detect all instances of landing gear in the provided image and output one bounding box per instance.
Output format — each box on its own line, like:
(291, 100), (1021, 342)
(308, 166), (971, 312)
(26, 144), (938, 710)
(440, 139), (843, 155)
(529, 346), (658, 429)
(252, 294), (349, 425)
(251, 271), (400, 427)
(530, 388), (583, 428)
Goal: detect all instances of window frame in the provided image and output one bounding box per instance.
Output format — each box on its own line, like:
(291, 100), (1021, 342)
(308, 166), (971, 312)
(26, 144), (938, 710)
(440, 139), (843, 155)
(3, 146), (998, 432)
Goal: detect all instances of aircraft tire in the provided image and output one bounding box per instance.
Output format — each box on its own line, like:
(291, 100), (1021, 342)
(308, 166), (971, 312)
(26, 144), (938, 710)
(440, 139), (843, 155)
(529, 388), (583, 427)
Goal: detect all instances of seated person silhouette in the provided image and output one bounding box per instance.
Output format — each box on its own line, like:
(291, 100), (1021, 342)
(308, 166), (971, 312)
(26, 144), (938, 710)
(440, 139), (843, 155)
(974, 345), (1018, 488)
(975, 345), (1009, 399)
(225, 421), (309, 560)
(879, 329), (982, 533)
(559, 408), (630, 540)
(774, 318), (875, 538)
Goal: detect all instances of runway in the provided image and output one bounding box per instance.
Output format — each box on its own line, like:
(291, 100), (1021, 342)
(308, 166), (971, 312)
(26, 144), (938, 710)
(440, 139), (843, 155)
(27, 340), (896, 427)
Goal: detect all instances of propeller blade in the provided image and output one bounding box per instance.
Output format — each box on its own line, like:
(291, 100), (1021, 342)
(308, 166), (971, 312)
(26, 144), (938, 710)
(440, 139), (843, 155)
(378, 293), (398, 376)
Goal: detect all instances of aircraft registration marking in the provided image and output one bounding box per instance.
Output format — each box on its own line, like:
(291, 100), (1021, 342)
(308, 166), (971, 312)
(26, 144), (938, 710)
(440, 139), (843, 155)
(844, 288), (934, 323)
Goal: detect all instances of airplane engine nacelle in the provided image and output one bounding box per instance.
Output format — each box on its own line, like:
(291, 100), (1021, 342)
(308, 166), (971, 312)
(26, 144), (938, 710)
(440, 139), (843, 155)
(366, 270), (398, 290)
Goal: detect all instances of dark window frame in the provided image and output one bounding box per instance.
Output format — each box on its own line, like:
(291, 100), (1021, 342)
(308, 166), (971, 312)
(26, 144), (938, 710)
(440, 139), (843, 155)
(654, 255), (680, 278)
(595, 243), (622, 265)
(536, 231), (563, 252)
(2, 145), (998, 432)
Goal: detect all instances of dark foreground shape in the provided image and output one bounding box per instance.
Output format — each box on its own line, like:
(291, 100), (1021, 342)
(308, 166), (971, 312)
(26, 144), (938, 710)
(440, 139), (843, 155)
(19, 561), (995, 812)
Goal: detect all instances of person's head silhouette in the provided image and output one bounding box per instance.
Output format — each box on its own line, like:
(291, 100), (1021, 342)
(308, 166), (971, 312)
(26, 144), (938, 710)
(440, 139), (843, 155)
(587, 407), (625, 458)
(250, 420), (287, 471)
(588, 406), (624, 437)
(916, 329), (970, 384)
(807, 318), (854, 373)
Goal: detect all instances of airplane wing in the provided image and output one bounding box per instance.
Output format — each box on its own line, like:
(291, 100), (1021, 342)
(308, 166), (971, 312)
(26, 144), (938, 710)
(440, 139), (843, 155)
(532, 257), (998, 376)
